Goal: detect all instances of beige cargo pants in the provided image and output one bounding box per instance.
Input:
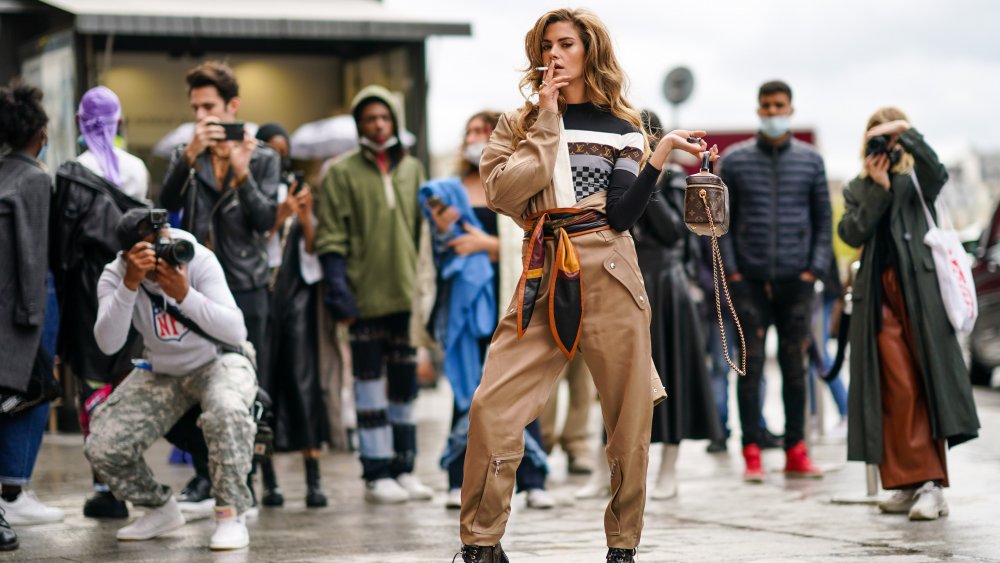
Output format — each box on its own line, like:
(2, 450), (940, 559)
(460, 229), (656, 549)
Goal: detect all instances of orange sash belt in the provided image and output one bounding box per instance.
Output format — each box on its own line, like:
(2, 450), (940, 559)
(516, 208), (611, 359)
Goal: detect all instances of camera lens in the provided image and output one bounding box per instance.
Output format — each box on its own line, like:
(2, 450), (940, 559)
(866, 135), (889, 157)
(158, 240), (195, 266)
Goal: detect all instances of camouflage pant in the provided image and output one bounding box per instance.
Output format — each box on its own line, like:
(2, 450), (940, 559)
(84, 353), (257, 513)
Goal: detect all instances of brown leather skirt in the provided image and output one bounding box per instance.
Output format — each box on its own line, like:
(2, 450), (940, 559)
(877, 267), (948, 489)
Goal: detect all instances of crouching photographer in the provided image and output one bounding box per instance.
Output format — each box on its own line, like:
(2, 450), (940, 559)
(84, 208), (257, 551)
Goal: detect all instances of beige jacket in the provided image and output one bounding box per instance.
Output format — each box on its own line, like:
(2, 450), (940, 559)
(481, 108), (608, 226)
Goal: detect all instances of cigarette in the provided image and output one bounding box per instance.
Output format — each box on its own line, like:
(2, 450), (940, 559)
(535, 66), (550, 71)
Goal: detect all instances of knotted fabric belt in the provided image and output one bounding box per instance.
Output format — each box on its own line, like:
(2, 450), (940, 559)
(516, 208), (611, 359)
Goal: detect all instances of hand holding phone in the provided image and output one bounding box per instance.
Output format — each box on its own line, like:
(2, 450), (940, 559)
(216, 122), (245, 141)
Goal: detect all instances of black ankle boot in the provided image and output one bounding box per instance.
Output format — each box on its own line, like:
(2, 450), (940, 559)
(304, 458), (327, 508)
(454, 543), (509, 563)
(0, 511), (17, 552)
(606, 547), (636, 562)
(260, 458), (284, 507)
(83, 490), (129, 518)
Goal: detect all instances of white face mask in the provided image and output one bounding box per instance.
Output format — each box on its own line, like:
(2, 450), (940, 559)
(359, 135), (399, 153)
(463, 141), (487, 166)
(759, 115), (791, 139)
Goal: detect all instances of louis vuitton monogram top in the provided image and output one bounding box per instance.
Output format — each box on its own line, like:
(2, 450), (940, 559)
(563, 102), (661, 231)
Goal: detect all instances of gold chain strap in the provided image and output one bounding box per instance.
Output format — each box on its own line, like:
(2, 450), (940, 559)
(699, 189), (747, 376)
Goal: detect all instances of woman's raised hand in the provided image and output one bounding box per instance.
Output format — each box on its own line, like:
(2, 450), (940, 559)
(865, 154), (891, 190)
(538, 62), (571, 114)
(866, 120), (911, 140)
(648, 129), (718, 170)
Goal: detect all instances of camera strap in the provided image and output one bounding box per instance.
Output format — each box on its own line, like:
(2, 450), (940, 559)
(139, 285), (244, 357)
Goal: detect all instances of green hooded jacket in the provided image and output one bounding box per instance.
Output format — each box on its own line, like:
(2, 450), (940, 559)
(314, 85), (426, 319)
(839, 128), (979, 464)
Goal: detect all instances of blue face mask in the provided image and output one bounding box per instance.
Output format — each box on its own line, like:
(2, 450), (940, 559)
(36, 144), (49, 163)
(759, 115), (791, 139)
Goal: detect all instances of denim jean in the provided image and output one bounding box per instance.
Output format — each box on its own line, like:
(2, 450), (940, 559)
(0, 274), (58, 485)
(0, 402), (50, 485)
(809, 297), (848, 416)
(707, 317), (769, 437)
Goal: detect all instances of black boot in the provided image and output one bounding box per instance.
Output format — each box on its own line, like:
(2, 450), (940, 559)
(454, 543), (509, 563)
(304, 458), (327, 508)
(260, 458), (284, 507)
(176, 474), (212, 504)
(83, 490), (129, 519)
(759, 427), (784, 450)
(0, 510), (17, 552)
(606, 547), (637, 562)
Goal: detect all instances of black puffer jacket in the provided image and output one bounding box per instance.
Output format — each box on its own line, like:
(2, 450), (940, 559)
(51, 161), (146, 382)
(160, 143), (280, 292)
(717, 135), (833, 281)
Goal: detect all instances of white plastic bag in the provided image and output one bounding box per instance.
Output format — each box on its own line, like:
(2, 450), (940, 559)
(910, 173), (978, 332)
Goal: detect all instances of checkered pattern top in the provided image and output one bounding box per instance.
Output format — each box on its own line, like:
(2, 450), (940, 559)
(562, 104), (645, 203)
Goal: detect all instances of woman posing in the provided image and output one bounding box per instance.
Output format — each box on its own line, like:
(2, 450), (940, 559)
(839, 108), (979, 521)
(456, 9), (715, 563)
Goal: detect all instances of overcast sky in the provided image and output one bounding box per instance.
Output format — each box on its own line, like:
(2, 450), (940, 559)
(387, 0), (1000, 181)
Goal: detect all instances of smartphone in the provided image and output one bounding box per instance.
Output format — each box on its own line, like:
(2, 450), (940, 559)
(290, 170), (307, 194)
(425, 195), (445, 212)
(216, 121), (245, 141)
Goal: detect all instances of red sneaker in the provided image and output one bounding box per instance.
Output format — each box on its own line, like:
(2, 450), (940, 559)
(742, 444), (765, 483)
(784, 442), (823, 479)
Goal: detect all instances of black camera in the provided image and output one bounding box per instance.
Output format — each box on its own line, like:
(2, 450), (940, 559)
(147, 209), (194, 266)
(865, 135), (901, 166)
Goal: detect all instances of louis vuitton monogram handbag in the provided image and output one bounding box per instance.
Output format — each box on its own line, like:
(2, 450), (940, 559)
(685, 152), (746, 376)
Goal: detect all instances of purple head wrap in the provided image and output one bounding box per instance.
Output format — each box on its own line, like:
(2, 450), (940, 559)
(78, 86), (122, 186)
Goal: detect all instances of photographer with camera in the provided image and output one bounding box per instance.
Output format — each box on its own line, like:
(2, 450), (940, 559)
(160, 61), (279, 513)
(84, 209), (257, 550)
(839, 108), (979, 521)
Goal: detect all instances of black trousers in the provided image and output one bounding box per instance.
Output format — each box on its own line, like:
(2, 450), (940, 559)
(732, 278), (815, 448)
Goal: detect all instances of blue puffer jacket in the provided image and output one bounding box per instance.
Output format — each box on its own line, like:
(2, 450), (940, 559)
(717, 134), (832, 281)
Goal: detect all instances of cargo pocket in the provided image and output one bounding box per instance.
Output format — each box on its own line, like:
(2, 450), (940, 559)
(603, 250), (649, 311)
(606, 459), (624, 536)
(470, 450), (523, 536)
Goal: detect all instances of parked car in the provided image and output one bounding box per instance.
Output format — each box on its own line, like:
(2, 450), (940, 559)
(970, 197), (1000, 386)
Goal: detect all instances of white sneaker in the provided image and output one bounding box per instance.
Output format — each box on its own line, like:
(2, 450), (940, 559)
(575, 480), (611, 499)
(878, 488), (918, 514)
(908, 482), (949, 521)
(827, 418), (848, 440)
(395, 474), (433, 501)
(117, 498), (186, 541)
(176, 497), (214, 522)
(364, 478), (410, 504)
(525, 489), (555, 509)
(650, 479), (678, 500)
(209, 506), (249, 551)
(0, 491), (64, 526)
(445, 488), (462, 509)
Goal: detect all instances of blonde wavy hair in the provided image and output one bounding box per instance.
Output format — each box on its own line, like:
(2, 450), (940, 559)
(859, 106), (914, 178)
(509, 8), (649, 160)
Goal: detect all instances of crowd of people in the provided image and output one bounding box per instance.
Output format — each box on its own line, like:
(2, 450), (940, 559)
(0, 7), (982, 561)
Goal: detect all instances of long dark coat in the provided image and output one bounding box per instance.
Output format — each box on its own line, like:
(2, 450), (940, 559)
(633, 168), (723, 444)
(50, 161), (146, 382)
(263, 219), (331, 451)
(0, 154), (50, 392)
(839, 128), (979, 464)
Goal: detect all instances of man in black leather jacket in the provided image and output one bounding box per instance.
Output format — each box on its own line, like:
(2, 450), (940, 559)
(161, 61), (279, 354)
(159, 61), (279, 515)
